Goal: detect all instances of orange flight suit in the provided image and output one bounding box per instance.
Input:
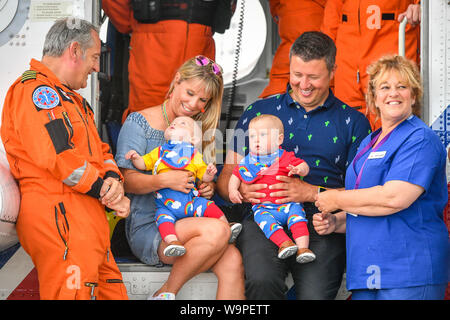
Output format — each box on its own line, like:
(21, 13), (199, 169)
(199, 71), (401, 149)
(260, 0), (326, 98)
(321, 0), (420, 130)
(102, 0), (216, 122)
(1, 59), (128, 300)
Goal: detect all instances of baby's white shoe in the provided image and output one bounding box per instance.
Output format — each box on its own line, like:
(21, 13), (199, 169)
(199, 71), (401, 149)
(148, 292), (176, 300)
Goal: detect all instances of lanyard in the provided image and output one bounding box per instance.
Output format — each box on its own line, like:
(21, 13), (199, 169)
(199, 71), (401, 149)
(352, 130), (392, 189)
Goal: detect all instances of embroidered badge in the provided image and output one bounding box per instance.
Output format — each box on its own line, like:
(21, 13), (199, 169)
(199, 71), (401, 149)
(32, 86), (60, 110)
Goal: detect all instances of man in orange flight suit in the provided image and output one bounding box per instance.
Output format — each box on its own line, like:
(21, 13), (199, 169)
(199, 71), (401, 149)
(1, 18), (130, 300)
(102, 0), (233, 122)
(260, 0), (326, 98)
(321, 0), (421, 129)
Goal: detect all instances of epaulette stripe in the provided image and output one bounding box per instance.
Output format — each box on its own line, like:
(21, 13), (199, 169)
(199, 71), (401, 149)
(21, 70), (37, 83)
(21, 75), (36, 81)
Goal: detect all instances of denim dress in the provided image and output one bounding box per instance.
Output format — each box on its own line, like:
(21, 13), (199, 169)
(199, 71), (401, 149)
(115, 112), (165, 265)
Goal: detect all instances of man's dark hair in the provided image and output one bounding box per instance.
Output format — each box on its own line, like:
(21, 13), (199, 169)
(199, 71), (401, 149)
(289, 31), (336, 72)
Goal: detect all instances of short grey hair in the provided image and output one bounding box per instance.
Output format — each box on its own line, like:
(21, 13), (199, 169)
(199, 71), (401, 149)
(42, 17), (99, 57)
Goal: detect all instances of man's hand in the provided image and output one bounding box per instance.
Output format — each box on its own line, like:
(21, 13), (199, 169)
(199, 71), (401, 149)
(239, 182), (267, 204)
(398, 4), (420, 26)
(109, 196), (131, 218)
(269, 175), (316, 204)
(100, 177), (124, 206)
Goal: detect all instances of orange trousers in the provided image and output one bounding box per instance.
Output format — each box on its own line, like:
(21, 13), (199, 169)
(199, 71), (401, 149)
(17, 191), (128, 300)
(124, 20), (215, 121)
(260, 0), (325, 98)
(102, 1), (216, 121)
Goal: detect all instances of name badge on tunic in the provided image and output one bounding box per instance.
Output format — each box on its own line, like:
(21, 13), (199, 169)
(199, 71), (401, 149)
(368, 151), (386, 159)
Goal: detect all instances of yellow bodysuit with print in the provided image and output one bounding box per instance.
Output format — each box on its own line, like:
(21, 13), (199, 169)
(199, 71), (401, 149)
(141, 144), (207, 181)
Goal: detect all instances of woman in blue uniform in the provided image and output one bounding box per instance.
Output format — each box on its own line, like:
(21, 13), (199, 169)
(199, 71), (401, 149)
(314, 55), (449, 300)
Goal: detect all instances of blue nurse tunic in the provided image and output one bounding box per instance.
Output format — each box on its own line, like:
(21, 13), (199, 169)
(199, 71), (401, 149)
(345, 115), (449, 290)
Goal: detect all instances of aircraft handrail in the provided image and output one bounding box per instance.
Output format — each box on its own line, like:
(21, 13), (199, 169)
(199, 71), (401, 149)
(399, 17), (407, 57)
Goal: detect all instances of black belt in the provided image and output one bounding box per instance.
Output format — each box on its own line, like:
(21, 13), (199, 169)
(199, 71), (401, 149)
(342, 13), (395, 22)
(132, 0), (216, 27)
(160, 9), (214, 27)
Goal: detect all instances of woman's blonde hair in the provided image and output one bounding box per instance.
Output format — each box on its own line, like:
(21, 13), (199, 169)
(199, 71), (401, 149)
(366, 55), (423, 119)
(166, 57), (224, 164)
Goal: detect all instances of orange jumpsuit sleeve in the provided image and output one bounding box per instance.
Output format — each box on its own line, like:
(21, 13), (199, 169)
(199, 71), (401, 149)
(102, 0), (133, 34)
(321, 0), (344, 41)
(269, 0), (281, 23)
(102, 141), (124, 182)
(9, 80), (105, 197)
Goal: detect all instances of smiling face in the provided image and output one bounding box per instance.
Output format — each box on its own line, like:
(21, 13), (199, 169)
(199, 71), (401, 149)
(289, 55), (334, 111)
(170, 74), (211, 118)
(375, 70), (415, 126)
(72, 30), (100, 90)
(248, 116), (284, 156)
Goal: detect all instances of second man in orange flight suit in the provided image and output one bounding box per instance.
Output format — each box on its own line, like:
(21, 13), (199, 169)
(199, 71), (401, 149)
(321, 0), (421, 129)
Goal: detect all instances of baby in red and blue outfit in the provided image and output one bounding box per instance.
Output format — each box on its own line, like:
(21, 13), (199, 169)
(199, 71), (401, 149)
(228, 114), (315, 263)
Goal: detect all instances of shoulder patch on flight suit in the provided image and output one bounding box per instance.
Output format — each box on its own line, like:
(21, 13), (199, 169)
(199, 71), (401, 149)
(21, 70), (37, 83)
(32, 85), (60, 110)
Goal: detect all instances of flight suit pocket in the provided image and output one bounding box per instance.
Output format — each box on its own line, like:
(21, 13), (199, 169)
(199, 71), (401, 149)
(98, 279), (128, 300)
(45, 118), (72, 154)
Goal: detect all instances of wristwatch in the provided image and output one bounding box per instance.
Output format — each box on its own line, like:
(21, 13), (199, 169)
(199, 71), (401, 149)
(318, 186), (327, 193)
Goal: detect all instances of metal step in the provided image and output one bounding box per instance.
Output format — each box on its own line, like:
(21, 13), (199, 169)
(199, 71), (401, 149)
(118, 263), (218, 300)
(117, 262), (350, 300)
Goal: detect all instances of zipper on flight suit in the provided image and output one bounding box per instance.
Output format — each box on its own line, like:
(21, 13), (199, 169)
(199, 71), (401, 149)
(66, 91), (93, 156)
(74, 99), (92, 156)
(82, 99), (93, 156)
(84, 282), (98, 300)
(62, 111), (75, 148)
(54, 204), (69, 260)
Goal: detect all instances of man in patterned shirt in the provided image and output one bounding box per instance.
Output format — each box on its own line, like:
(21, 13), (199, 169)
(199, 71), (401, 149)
(217, 31), (371, 300)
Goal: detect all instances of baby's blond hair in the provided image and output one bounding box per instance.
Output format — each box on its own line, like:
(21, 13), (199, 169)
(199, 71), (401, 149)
(249, 114), (284, 135)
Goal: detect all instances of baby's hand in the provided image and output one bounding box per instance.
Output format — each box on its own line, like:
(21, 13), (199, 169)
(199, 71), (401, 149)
(229, 189), (243, 204)
(206, 163), (217, 176)
(201, 163), (217, 183)
(125, 150), (140, 161)
(288, 162), (309, 177)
